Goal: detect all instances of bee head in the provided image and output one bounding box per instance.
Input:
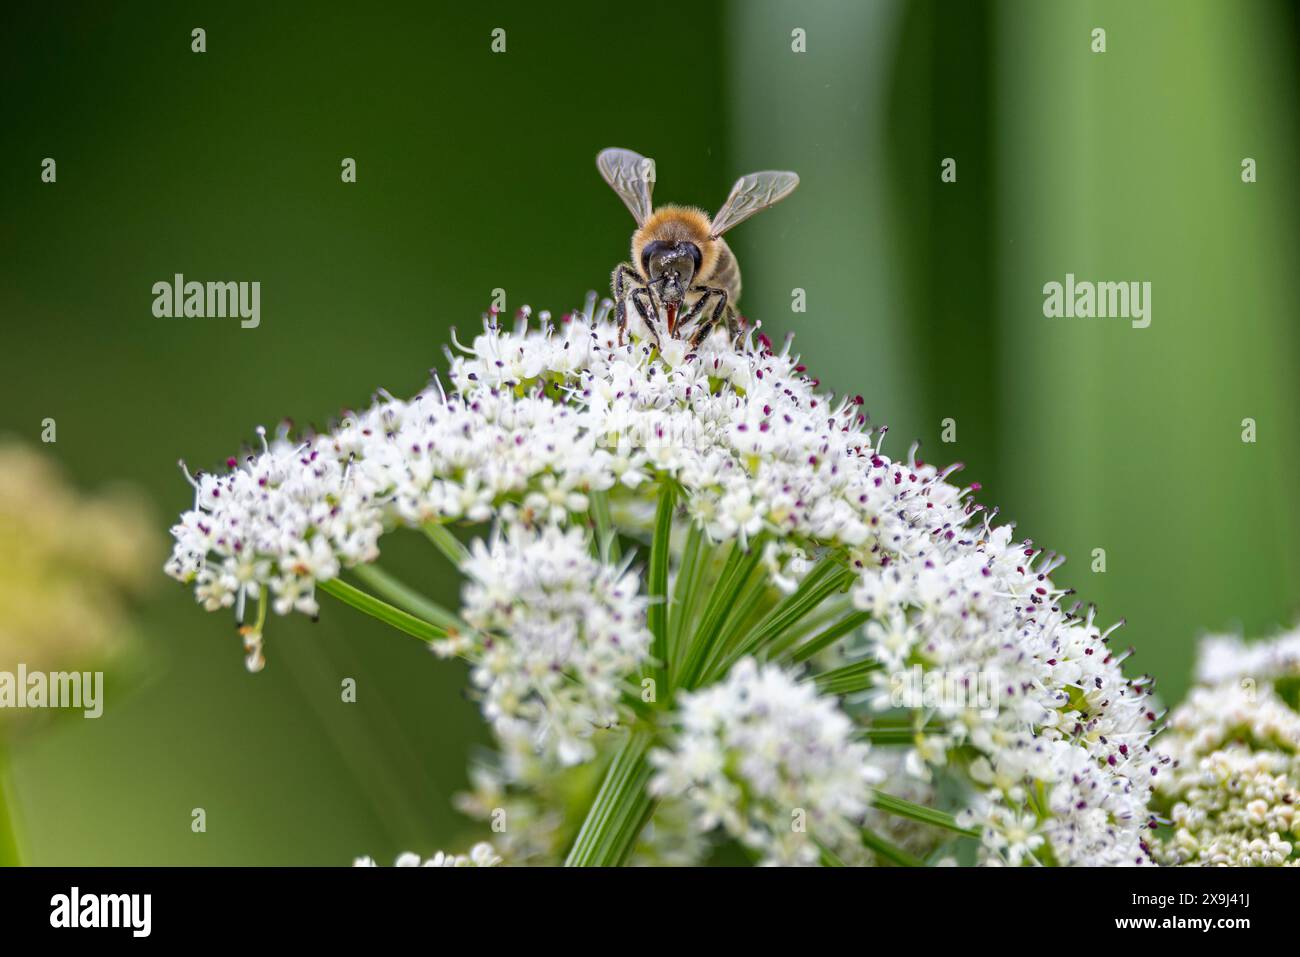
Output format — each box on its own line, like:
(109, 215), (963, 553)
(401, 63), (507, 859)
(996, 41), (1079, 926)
(641, 240), (701, 306)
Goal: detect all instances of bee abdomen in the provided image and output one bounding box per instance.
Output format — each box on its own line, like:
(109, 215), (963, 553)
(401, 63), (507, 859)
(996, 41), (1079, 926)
(707, 239), (742, 305)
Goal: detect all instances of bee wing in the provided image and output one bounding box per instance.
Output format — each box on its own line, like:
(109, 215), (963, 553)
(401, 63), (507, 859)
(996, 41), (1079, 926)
(596, 148), (656, 227)
(708, 170), (800, 238)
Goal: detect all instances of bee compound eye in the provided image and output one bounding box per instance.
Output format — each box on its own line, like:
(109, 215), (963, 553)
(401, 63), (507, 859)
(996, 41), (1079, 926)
(640, 240), (671, 277)
(683, 242), (702, 275)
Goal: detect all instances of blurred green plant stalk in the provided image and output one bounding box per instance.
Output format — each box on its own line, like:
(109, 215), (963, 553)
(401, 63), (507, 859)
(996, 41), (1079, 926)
(0, 742), (24, 865)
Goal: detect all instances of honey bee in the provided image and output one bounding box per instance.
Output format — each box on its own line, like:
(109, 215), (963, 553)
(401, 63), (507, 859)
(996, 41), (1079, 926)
(596, 147), (799, 351)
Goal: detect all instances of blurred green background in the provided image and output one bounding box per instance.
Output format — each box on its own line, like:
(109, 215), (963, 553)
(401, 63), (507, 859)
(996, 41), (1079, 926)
(1, 0), (1297, 864)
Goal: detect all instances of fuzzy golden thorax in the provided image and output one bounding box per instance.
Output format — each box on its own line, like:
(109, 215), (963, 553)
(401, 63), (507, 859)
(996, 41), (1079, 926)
(631, 205), (720, 282)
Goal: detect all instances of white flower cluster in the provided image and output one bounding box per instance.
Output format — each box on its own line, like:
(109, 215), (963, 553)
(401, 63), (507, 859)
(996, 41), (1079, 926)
(852, 513), (1164, 866)
(441, 524), (651, 766)
(353, 842), (501, 868)
(166, 302), (883, 627)
(1153, 634), (1300, 867)
(650, 658), (880, 865)
(167, 296), (1160, 867)
(1195, 627), (1300, 686)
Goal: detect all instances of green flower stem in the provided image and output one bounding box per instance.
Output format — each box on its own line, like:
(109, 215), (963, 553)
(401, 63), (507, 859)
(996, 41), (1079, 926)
(871, 789), (979, 839)
(666, 521), (706, 680)
(250, 584), (269, 633)
(788, 609), (872, 663)
(763, 598), (852, 660)
(860, 825), (924, 867)
(813, 658), (882, 696)
(857, 723), (945, 745)
(349, 563), (467, 634)
(565, 726), (657, 867)
(318, 577), (451, 644)
(645, 483), (676, 693)
(678, 536), (767, 690)
(697, 557), (773, 683)
(705, 558), (856, 682)
(421, 521), (470, 568)
(589, 489), (621, 564)
(816, 838), (847, 867)
(0, 741), (23, 866)
(738, 558), (847, 649)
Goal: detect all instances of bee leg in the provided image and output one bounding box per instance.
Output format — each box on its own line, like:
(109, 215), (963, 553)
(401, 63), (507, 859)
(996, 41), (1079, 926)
(677, 293), (704, 329)
(611, 263), (641, 347)
(724, 303), (742, 340)
(630, 286), (663, 351)
(684, 286), (729, 354)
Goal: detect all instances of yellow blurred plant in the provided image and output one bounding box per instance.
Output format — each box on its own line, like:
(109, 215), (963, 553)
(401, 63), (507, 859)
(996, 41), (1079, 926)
(0, 439), (157, 864)
(0, 441), (154, 683)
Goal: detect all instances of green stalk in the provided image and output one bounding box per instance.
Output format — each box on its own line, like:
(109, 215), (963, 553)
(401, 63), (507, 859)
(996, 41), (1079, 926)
(858, 726), (938, 745)
(677, 536), (767, 690)
(697, 559), (776, 683)
(421, 521), (470, 567)
(349, 563), (467, 633)
(813, 657), (882, 696)
(318, 577), (450, 643)
(871, 790), (979, 839)
(666, 521), (706, 681)
(0, 740), (23, 866)
(763, 598), (853, 660)
(589, 489), (621, 564)
(565, 727), (656, 866)
(789, 609), (871, 663)
(645, 483), (676, 692)
(735, 558), (844, 650)
(816, 838), (847, 867)
(605, 777), (659, 867)
(705, 559), (856, 682)
(859, 825), (924, 867)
